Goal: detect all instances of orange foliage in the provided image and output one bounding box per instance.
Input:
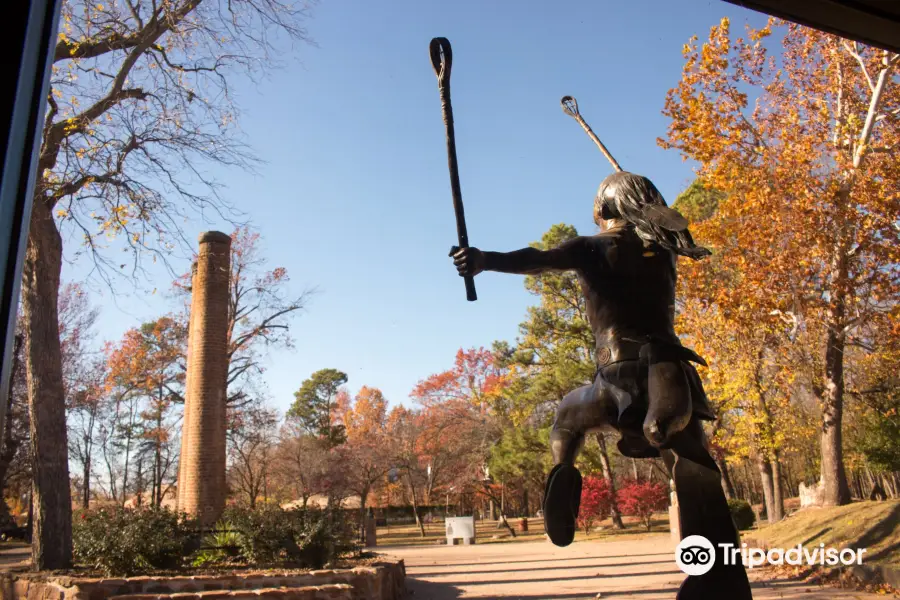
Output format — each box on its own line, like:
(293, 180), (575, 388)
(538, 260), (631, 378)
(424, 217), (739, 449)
(662, 18), (899, 505)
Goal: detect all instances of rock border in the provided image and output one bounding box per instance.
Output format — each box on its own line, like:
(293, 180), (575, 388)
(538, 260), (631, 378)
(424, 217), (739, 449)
(0, 559), (405, 600)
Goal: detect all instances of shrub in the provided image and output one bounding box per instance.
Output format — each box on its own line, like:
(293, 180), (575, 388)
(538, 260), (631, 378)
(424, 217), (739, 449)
(728, 499), (756, 530)
(222, 505), (359, 568)
(191, 521), (242, 567)
(577, 476), (613, 533)
(617, 480), (669, 531)
(73, 506), (197, 576)
(294, 508), (359, 569)
(222, 505), (296, 564)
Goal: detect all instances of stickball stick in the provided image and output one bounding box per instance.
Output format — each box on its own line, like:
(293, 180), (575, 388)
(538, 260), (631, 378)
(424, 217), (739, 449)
(430, 37), (477, 302)
(561, 96), (623, 172)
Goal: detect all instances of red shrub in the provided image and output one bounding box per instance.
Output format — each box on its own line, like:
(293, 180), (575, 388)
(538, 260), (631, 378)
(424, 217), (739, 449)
(616, 479), (669, 531)
(577, 476), (614, 533)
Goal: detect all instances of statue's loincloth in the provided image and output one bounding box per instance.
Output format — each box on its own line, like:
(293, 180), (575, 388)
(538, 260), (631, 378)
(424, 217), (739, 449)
(589, 339), (715, 459)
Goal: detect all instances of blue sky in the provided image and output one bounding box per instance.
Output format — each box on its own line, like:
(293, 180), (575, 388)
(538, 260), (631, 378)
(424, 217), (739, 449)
(62, 0), (770, 415)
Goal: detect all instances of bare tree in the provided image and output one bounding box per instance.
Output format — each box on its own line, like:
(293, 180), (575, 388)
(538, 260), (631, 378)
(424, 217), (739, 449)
(66, 361), (107, 508)
(174, 226), (315, 407)
(24, 0), (314, 567)
(272, 422), (333, 508)
(227, 401), (278, 508)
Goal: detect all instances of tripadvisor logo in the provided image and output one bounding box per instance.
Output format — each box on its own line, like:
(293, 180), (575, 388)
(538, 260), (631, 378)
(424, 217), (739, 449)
(675, 535), (867, 574)
(676, 535), (716, 576)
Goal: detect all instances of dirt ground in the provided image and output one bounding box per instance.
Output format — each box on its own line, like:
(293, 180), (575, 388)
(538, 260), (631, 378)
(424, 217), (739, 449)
(382, 534), (889, 599)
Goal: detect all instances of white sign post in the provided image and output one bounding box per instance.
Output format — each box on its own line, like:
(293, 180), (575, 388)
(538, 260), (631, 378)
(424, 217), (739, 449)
(445, 516), (476, 545)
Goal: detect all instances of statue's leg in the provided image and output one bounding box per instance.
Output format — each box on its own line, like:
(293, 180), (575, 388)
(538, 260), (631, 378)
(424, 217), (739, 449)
(544, 384), (590, 547)
(664, 420), (753, 600)
(544, 376), (621, 547)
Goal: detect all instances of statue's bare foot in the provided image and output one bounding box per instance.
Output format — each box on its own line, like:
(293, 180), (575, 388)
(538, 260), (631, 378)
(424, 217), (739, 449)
(542, 463), (582, 547)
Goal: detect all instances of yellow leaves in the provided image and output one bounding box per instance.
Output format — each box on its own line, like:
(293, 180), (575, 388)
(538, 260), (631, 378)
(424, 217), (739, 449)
(96, 3), (104, 9)
(56, 209), (69, 218)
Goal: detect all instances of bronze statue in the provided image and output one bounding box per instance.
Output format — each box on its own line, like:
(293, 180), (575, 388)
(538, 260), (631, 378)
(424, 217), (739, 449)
(449, 168), (753, 599)
(429, 42), (752, 595)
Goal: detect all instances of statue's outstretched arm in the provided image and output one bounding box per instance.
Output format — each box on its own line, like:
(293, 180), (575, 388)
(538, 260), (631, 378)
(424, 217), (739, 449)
(451, 238), (591, 277)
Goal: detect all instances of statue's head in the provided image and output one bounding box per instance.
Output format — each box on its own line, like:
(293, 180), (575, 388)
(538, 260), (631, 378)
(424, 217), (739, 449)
(593, 172), (665, 229)
(593, 171), (712, 260)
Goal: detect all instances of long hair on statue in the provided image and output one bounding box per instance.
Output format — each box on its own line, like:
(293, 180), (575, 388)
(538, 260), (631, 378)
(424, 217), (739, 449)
(595, 172), (711, 260)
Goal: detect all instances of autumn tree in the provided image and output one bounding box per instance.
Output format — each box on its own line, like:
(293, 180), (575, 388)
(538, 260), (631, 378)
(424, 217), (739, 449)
(23, 0), (314, 568)
(387, 406), (431, 537)
(288, 369), (349, 447)
(410, 348), (512, 517)
(340, 386), (392, 539)
(661, 19), (899, 506)
(105, 317), (186, 507)
(843, 315), (900, 497)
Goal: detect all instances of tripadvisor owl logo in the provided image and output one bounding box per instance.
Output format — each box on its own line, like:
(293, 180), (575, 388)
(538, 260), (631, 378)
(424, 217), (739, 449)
(675, 535), (716, 576)
(675, 534), (868, 573)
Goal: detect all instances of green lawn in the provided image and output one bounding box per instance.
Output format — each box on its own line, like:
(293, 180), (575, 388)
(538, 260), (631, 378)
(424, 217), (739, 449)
(374, 514), (673, 547)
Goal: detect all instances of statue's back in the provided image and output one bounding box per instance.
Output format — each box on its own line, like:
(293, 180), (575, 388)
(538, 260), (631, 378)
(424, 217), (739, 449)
(578, 228), (680, 356)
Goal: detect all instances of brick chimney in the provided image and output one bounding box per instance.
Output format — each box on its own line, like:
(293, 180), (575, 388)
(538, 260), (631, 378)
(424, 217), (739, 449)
(177, 231), (231, 526)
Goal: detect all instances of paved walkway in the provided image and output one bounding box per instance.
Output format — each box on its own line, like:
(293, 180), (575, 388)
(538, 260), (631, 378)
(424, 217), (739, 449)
(382, 535), (884, 599)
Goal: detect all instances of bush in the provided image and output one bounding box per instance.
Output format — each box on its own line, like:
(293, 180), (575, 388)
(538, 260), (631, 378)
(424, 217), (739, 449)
(294, 508), (359, 569)
(191, 521), (243, 567)
(617, 480), (669, 531)
(73, 506), (197, 576)
(728, 499), (756, 530)
(222, 505), (359, 568)
(222, 505), (295, 564)
(577, 476), (613, 533)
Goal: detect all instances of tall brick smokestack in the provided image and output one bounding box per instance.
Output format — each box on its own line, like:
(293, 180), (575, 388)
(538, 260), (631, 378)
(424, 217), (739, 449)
(177, 231), (231, 526)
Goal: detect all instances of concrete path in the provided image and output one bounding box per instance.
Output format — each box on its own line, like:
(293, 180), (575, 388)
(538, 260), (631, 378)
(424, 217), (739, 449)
(382, 535), (884, 599)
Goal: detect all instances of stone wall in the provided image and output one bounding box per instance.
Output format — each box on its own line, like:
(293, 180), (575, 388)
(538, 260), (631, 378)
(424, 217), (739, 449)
(0, 560), (406, 600)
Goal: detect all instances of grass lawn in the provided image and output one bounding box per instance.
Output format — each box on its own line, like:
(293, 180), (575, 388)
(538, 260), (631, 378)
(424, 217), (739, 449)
(749, 499), (900, 566)
(374, 513), (673, 547)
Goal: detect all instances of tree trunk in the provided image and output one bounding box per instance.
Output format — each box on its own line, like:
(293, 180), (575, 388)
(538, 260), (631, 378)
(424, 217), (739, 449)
(82, 455), (90, 509)
(155, 388), (163, 508)
(744, 461), (759, 505)
(21, 199), (72, 569)
(134, 456), (144, 507)
(596, 434), (625, 529)
(358, 485), (369, 544)
(770, 457), (784, 521)
(820, 231), (852, 507)
(757, 457), (776, 524)
(631, 458), (639, 481)
(407, 471), (425, 537)
(714, 455), (735, 501)
(0, 335), (24, 526)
